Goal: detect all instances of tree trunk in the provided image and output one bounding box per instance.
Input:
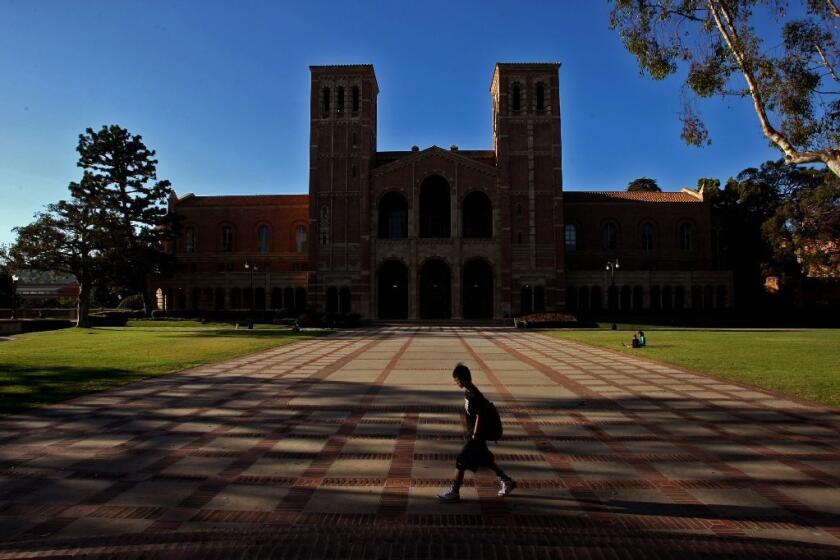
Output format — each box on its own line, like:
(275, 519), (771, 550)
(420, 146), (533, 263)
(825, 155), (840, 179)
(76, 282), (92, 328)
(141, 282), (153, 317)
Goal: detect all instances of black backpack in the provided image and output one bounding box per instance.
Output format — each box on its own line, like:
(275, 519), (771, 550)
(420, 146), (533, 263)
(481, 401), (504, 441)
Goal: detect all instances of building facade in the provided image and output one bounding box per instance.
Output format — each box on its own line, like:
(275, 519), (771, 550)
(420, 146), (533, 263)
(155, 63), (732, 318)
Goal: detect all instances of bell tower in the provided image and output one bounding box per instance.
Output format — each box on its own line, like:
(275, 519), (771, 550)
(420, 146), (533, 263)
(491, 63), (565, 313)
(308, 65), (378, 314)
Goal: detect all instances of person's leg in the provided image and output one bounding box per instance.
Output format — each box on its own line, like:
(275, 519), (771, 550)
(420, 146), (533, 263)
(439, 468), (465, 502)
(488, 461), (517, 496)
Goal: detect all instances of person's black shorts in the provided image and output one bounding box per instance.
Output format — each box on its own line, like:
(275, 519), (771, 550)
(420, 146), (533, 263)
(456, 438), (495, 472)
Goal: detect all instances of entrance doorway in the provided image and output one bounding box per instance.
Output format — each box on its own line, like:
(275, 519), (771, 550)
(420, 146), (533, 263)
(419, 259), (451, 319)
(378, 260), (408, 319)
(463, 259), (493, 319)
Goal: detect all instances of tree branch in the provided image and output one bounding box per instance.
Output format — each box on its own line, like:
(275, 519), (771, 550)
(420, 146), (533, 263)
(708, 0), (839, 173)
(815, 44), (840, 83)
(827, 0), (840, 19)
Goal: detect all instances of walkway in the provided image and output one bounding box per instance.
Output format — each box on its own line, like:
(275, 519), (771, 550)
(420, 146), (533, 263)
(1, 327), (839, 558)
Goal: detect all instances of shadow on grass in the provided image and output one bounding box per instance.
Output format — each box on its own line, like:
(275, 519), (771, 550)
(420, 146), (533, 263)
(0, 365), (150, 416)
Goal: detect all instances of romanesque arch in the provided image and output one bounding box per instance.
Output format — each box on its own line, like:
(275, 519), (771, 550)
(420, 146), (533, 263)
(462, 258), (494, 319)
(378, 260), (408, 319)
(419, 258), (451, 319)
(378, 191), (408, 239)
(462, 191), (492, 238)
(419, 175), (450, 238)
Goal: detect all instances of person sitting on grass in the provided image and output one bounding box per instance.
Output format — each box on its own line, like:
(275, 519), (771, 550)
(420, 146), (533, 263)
(638, 330), (646, 347)
(438, 363), (516, 503)
(624, 333), (640, 349)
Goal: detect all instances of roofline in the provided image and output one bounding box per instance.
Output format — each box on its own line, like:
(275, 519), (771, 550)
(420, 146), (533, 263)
(491, 62), (562, 90)
(310, 64), (379, 93)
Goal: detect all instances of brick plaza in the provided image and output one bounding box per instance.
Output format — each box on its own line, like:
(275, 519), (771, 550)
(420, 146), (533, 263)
(1, 328), (839, 558)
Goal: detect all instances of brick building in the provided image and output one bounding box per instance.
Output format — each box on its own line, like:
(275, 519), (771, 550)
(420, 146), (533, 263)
(154, 63), (732, 318)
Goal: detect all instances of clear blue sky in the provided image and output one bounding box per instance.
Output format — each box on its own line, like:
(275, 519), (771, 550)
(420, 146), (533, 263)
(0, 0), (781, 246)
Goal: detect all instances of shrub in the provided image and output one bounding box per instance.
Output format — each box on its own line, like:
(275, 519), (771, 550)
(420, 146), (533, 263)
(515, 313), (579, 328)
(117, 294), (145, 310)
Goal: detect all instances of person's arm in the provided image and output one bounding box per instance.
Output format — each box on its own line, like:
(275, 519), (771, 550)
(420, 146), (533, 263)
(472, 413), (481, 440)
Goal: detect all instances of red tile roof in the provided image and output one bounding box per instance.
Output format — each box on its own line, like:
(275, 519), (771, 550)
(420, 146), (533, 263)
(564, 191), (702, 203)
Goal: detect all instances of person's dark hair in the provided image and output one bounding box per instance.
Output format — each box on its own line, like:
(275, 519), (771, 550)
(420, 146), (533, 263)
(452, 363), (472, 383)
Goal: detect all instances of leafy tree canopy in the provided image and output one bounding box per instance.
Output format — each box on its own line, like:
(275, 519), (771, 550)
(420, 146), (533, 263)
(69, 125), (180, 314)
(11, 199), (108, 327)
(609, 0), (840, 176)
(627, 177), (662, 191)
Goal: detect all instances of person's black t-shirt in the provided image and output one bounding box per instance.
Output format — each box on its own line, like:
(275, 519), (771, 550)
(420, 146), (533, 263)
(464, 386), (489, 435)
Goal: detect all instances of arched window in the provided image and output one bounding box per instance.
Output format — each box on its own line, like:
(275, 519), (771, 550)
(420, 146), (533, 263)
(534, 286), (545, 312)
(602, 222), (618, 251)
(295, 287), (307, 312)
(339, 287), (351, 313)
(716, 285), (727, 309)
(691, 285), (703, 309)
(322, 87), (331, 115)
(536, 82), (545, 112)
(378, 192), (408, 239)
(326, 286), (338, 313)
(336, 86), (345, 115)
(679, 222), (694, 252)
(511, 82), (521, 112)
(351, 86), (360, 113)
(258, 224), (270, 252)
(462, 191), (492, 238)
(641, 222), (654, 252)
(419, 175), (450, 238)
(221, 225), (234, 252)
(608, 285), (618, 311)
(295, 225), (307, 253)
(520, 285), (533, 314)
(650, 285), (661, 311)
(566, 286), (578, 310)
(633, 286), (643, 310)
(185, 227), (196, 253)
(675, 285), (686, 310)
(565, 224), (577, 250)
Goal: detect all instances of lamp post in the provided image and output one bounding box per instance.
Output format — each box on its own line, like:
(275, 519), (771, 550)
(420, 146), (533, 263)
(10, 274), (19, 320)
(605, 259), (619, 329)
(244, 261), (258, 329)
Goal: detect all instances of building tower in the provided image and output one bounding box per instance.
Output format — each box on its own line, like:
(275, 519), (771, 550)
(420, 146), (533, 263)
(490, 63), (565, 314)
(308, 65), (378, 315)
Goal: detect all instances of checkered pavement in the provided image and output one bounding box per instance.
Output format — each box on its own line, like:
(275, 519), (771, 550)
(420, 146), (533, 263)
(1, 327), (839, 558)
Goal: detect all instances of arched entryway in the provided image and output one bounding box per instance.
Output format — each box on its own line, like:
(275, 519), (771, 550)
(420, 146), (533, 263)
(419, 175), (450, 238)
(378, 260), (408, 319)
(462, 191), (492, 238)
(419, 258), (451, 319)
(462, 259), (494, 319)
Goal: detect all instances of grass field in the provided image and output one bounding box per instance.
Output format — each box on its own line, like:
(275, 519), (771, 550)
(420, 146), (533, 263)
(548, 329), (840, 408)
(0, 325), (317, 415)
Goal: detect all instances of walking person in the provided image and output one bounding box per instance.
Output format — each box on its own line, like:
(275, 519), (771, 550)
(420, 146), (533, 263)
(438, 363), (516, 503)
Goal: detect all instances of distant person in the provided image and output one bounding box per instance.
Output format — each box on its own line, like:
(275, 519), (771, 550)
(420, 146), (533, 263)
(638, 330), (646, 347)
(624, 333), (640, 349)
(438, 363), (516, 503)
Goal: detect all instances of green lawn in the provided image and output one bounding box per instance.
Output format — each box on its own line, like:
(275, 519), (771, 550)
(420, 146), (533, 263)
(0, 326), (318, 415)
(547, 329), (840, 408)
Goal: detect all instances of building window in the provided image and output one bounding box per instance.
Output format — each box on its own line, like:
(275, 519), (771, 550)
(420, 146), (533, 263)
(679, 222), (694, 252)
(536, 82), (545, 112)
(295, 225), (307, 253)
(221, 225), (233, 252)
(337, 86), (345, 115)
(602, 222), (617, 251)
(564, 224), (576, 250)
(511, 82), (521, 112)
(185, 227), (196, 253)
(258, 224), (270, 252)
(351, 132), (357, 147)
(378, 191), (408, 239)
(322, 87), (331, 115)
(351, 86), (360, 112)
(339, 286), (351, 313)
(462, 191), (492, 238)
(641, 222), (654, 252)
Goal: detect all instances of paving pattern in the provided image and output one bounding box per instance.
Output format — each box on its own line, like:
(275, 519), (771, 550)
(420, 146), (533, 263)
(1, 327), (840, 558)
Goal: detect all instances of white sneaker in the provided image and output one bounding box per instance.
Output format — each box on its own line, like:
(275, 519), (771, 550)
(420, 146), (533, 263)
(438, 486), (460, 503)
(498, 478), (517, 497)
